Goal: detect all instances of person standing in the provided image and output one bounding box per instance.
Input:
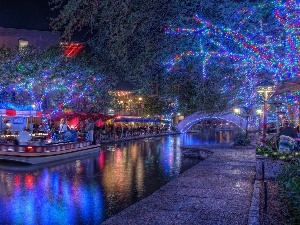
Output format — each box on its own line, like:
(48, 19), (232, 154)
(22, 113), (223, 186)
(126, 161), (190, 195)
(59, 118), (69, 133)
(85, 119), (95, 144)
(17, 127), (31, 145)
(59, 118), (69, 140)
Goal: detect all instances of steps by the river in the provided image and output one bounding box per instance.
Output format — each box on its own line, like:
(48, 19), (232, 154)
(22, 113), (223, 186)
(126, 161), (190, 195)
(180, 145), (213, 159)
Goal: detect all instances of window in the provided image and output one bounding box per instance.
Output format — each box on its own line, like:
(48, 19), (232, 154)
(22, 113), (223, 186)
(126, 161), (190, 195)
(18, 38), (29, 50)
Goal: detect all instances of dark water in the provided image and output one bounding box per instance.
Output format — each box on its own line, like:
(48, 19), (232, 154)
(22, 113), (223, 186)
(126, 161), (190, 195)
(0, 133), (212, 225)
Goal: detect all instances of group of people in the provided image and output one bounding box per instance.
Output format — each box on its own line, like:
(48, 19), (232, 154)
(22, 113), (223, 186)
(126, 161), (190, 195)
(274, 121), (299, 153)
(2, 126), (34, 145)
(278, 121), (298, 138)
(84, 118), (95, 144)
(14, 117), (94, 145)
(15, 118), (96, 145)
(57, 118), (95, 144)
(99, 124), (169, 140)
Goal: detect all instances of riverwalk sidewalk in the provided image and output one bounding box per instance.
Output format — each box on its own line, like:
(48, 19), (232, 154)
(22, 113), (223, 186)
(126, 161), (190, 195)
(102, 145), (257, 225)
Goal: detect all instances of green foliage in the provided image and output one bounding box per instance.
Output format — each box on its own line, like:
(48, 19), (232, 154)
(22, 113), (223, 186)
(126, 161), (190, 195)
(0, 45), (113, 112)
(276, 160), (300, 224)
(256, 146), (299, 160)
(49, 0), (269, 115)
(49, 0), (247, 92)
(162, 66), (243, 114)
(141, 95), (166, 117)
(233, 132), (251, 146)
(0, 46), (21, 86)
(50, 0), (183, 85)
(256, 145), (275, 156)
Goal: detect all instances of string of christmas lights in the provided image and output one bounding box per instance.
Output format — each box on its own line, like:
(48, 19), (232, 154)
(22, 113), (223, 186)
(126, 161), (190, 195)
(164, 0), (300, 113)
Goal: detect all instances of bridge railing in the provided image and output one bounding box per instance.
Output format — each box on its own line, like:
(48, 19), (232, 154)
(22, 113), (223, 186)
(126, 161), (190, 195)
(176, 111), (249, 133)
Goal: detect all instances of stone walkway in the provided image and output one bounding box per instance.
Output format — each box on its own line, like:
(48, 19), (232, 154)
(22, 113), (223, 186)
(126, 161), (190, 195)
(102, 146), (257, 225)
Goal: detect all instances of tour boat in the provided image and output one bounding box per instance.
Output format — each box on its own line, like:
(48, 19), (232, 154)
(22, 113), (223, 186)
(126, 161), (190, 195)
(0, 141), (100, 165)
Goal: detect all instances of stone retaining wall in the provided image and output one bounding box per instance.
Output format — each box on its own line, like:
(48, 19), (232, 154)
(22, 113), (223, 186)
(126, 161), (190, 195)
(256, 155), (287, 180)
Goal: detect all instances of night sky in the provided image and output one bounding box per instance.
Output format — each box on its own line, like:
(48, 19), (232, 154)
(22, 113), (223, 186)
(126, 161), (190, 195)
(0, 0), (52, 31)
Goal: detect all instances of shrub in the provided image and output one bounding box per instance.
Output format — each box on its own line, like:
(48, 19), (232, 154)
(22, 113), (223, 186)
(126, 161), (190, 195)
(256, 145), (274, 155)
(276, 160), (300, 224)
(233, 133), (251, 146)
(256, 145), (299, 160)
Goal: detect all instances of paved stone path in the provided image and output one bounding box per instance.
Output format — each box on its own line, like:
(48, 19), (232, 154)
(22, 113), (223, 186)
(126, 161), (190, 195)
(102, 146), (257, 225)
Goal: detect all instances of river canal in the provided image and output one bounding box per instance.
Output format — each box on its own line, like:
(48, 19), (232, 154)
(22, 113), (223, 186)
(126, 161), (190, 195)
(0, 133), (216, 224)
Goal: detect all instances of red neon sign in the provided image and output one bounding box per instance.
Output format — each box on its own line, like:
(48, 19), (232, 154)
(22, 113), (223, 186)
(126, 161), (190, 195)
(62, 43), (84, 57)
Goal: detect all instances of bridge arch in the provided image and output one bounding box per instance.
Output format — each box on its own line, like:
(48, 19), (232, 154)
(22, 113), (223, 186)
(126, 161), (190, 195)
(176, 112), (248, 133)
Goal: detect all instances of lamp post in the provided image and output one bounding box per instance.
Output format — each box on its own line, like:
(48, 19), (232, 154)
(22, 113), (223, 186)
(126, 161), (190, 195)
(234, 106), (252, 139)
(268, 100), (284, 134)
(256, 80), (275, 147)
(242, 106), (253, 139)
(0, 114), (2, 134)
(128, 99), (132, 114)
(119, 101), (123, 115)
(256, 109), (263, 133)
(29, 104), (36, 134)
(138, 97), (143, 116)
(234, 108), (241, 115)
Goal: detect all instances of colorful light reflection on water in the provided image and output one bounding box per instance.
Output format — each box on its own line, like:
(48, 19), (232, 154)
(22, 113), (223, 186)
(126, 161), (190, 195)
(0, 134), (206, 224)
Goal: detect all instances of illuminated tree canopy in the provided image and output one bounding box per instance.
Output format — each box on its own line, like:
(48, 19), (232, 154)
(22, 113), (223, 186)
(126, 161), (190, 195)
(0, 46), (113, 112)
(48, 0), (300, 116)
(165, 0), (300, 109)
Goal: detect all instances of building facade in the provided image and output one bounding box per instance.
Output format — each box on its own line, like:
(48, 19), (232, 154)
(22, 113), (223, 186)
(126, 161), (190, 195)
(0, 27), (60, 50)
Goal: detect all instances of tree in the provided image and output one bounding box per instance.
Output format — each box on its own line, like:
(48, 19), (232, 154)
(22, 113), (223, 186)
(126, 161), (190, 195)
(52, 0), (294, 116)
(162, 59), (243, 115)
(0, 45), (113, 112)
(49, 0), (206, 91)
(164, 0), (300, 110)
(141, 95), (166, 117)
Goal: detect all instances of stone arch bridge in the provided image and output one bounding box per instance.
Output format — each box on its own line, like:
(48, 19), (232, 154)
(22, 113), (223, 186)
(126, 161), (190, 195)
(176, 111), (248, 133)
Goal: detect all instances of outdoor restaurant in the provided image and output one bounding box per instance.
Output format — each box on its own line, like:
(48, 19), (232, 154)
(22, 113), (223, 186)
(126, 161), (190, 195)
(0, 107), (171, 144)
(252, 77), (300, 152)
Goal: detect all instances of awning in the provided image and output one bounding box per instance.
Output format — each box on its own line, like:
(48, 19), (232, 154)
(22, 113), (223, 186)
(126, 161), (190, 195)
(0, 109), (42, 117)
(274, 76), (300, 95)
(114, 117), (161, 123)
(114, 117), (139, 122)
(49, 111), (115, 122)
(160, 119), (171, 124)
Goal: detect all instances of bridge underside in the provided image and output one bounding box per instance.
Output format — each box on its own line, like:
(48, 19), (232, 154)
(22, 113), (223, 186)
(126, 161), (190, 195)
(176, 112), (248, 133)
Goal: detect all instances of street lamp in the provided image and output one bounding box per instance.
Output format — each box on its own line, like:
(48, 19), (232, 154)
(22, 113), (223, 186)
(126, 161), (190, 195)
(30, 104), (36, 134)
(31, 104), (36, 120)
(116, 100), (123, 115)
(234, 106), (252, 138)
(256, 109), (263, 133)
(234, 108), (241, 114)
(138, 97), (143, 116)
(268, 100), (285, 133)
(256, 80), (275, 147)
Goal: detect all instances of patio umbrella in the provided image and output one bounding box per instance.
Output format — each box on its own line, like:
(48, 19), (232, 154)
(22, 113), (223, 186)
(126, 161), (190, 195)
(274, 76), (300, 95)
